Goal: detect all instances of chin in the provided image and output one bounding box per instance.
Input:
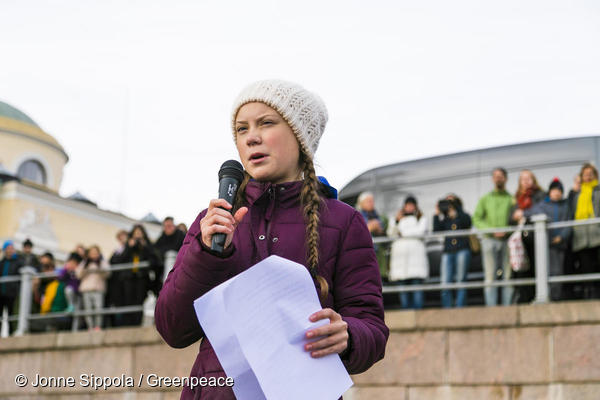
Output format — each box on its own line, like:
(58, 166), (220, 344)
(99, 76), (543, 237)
(253, 175), (277, 182)
(247, 167), (273, 181)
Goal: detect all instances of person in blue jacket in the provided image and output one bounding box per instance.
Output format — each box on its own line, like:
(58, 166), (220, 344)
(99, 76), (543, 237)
(524, 178), (571, 301)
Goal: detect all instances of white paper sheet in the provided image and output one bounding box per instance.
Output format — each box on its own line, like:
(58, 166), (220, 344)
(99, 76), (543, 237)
(193, 255), (353, 400)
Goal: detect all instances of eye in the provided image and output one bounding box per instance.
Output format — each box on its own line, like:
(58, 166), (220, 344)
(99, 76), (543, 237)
(262, 120), (274, 126)
(236, 126), (247, 134)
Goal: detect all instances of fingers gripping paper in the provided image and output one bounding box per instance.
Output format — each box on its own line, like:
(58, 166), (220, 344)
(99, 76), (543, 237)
(193, 255), (353, 399)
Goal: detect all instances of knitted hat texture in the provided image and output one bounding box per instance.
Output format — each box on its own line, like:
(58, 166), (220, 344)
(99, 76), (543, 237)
(231, 80), (328, 159)
(549, 177), (564, 193)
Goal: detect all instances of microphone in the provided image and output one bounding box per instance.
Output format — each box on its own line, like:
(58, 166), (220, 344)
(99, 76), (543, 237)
(211, 160), (245, 253)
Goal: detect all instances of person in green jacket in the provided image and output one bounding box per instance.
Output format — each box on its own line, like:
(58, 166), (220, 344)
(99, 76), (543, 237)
(473, 167), (514, 306)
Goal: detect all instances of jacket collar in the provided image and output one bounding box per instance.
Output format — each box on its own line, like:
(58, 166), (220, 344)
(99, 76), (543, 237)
(244, 177), (337, 208)
(245, 180), (304, 208)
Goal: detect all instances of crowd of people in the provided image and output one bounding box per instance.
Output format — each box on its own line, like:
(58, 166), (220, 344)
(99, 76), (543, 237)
(359, 162), (600, 309)
(0, 217), (187, 334)
(2, 162), (599, 333)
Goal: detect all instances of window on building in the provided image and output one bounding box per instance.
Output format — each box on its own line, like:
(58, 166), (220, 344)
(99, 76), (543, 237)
(17, 159), (47, 185)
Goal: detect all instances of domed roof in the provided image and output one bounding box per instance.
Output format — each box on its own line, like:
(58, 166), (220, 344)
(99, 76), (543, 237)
(0, 100), (68, 161)
(0, 101), (39, 127)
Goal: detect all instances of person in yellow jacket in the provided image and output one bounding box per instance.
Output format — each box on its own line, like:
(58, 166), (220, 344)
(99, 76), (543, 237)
(570, 163), (600, 299)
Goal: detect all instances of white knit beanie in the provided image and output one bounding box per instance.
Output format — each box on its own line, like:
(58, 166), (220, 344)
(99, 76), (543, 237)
(231, 80), (328, 159)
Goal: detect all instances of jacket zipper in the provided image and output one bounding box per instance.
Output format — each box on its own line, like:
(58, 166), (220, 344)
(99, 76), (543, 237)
(265, 185), (275, 243)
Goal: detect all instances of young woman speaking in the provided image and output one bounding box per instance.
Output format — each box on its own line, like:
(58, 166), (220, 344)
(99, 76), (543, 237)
(155, 80), (389, 399)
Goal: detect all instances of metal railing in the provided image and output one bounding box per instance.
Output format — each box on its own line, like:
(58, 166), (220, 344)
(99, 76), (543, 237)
(376, 215), (600, 305)
(0, 250), (178, 337)
(3, 217), (599, 335)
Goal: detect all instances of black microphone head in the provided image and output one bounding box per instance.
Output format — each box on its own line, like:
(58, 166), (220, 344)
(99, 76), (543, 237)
(218, 160), (245, 183)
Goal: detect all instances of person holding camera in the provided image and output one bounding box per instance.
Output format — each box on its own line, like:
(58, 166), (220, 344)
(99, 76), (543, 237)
(117, 224), (160, 326)
(387, 196), (429, 309)
(433, 194), (472, 308)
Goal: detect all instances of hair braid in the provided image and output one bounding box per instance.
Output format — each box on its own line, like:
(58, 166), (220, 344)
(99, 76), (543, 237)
(300, 155), (329, 302)
(233, 172), (251, 212)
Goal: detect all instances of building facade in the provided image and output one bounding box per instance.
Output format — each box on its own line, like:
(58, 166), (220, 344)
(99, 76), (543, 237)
(0, 101), (160, 261)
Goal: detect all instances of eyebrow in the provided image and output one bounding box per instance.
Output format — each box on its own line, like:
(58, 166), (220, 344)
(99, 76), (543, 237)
(235, 113), (280, 124)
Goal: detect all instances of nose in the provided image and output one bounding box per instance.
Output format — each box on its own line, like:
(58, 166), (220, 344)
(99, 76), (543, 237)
(245, 126), (262, 146)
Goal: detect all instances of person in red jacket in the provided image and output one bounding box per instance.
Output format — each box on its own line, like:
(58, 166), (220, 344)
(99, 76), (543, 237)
(155, 80), (389, 399)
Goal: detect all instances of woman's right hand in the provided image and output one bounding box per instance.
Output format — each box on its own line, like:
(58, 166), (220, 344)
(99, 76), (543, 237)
(200, 199), (248, 249)
(395, 209), (404, 221)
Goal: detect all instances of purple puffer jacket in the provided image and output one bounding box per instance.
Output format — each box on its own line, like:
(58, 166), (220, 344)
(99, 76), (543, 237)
(155, 180), (389, 399)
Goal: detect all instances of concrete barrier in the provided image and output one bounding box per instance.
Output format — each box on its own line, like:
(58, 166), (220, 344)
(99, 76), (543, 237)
(1, 301), (600, 399)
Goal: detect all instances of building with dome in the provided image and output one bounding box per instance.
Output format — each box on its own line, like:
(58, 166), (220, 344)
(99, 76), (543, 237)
(0, 101), (160, 261)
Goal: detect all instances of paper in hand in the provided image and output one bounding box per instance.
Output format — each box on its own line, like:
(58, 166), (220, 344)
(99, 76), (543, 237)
(194, 255), (353, 400)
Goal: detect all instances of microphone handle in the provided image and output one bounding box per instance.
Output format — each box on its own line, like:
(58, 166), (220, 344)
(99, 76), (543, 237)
(211, 176), (240, 253)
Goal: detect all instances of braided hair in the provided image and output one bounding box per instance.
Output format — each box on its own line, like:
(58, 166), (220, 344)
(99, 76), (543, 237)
(299, 153), (329, 302)
(233, 151), (330, 302)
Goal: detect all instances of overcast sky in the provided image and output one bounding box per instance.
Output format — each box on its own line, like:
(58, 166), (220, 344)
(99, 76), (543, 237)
(1, 0), (599, 226)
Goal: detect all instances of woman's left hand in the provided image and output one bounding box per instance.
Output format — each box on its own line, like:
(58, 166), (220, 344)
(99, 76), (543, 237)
(305, 308), (349, 358)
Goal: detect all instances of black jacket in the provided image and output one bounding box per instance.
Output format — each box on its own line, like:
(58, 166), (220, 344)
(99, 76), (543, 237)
(118, 241), (162, 296)
(21, 253), (40, 271)
(1, 255), (24, 298)
(154, 230), (185, 259)
(433, 210), (472, 253)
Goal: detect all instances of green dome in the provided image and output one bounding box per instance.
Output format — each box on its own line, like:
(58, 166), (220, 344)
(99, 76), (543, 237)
(0, 100), (39, 127)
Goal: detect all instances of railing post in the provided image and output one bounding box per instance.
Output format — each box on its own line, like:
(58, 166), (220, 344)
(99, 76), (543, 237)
(532, 214), (550, 303)
(14, 266), (37, 336)
(163, 250), (178, 284)
(1, 301), (8, 338)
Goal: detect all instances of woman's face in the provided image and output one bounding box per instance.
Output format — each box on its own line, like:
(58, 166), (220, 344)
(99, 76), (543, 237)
(132, 227), (144, 240)
(360, 195), (375, 212)
(519, 171), (534, 190)
(235, 102), (301, 184)
(404, 203), (416, 214)
(117, 232), (128, 245)
(582, 167), (596, 183)
(549, 188), (563, 202)
(88, 247), (100, 260)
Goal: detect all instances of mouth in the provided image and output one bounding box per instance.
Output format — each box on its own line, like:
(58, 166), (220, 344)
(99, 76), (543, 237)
(249, 153), (268, 164)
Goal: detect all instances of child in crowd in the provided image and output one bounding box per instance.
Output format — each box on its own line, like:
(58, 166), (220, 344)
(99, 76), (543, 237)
(76, 245), (111, 330)
(58, 252), (82, 313)
(525, 178), (571, 300)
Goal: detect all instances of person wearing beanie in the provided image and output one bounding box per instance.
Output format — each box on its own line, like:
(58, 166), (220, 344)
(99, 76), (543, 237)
(387, 195), (429, 309)
(549, 178), (564, 194)
(524, 177), (571, 300)
(156, 79), (388, 399)
(1, 240), (23, 334)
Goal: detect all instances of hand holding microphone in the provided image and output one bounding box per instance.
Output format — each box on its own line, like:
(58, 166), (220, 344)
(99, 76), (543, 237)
(200, 160), (248, 253)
